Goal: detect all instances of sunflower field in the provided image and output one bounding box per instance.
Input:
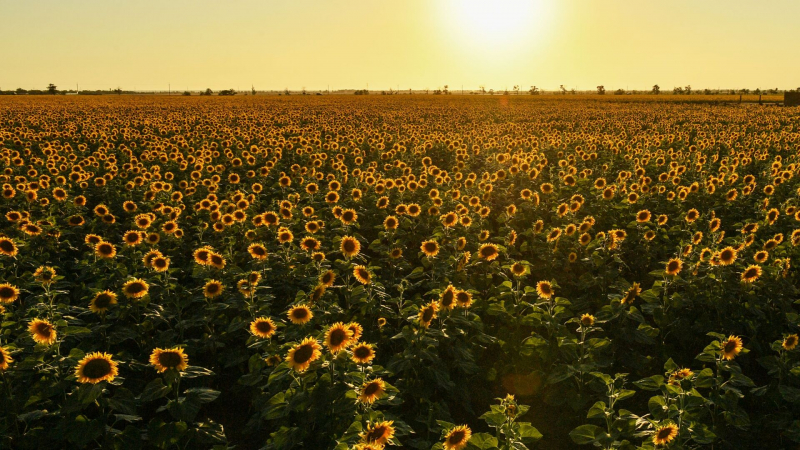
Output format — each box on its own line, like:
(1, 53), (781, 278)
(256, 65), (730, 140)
(1, 95), (800, 449)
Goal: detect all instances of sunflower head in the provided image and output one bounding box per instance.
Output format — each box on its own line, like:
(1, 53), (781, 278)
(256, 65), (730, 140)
(122, 278), (150, 299)
(358, 378), (386, 404)
(720, 335), (743, 360)
(286, 337), (322, 372)
(443, 425), (473, 450)
(29, 318), (57, 345)
(150, 347), (189, 373)
(324, 322), (353, 353)
(91, 290), (118, 314)
(250, 317), (277, 339)
(652, 423), (678, 446)
(360, 421), (395, 446)
(75, 352), (119, 384)
(287, 304), (313, 325)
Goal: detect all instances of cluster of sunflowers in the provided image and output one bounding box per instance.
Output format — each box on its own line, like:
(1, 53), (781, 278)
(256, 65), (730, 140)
(1, 95), (800, 449)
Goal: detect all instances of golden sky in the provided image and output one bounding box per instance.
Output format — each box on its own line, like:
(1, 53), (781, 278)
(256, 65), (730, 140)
(2, 0), (799, 92)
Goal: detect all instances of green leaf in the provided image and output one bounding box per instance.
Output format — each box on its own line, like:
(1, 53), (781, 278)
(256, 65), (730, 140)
(469, 432), (499, 449)
(569, 424), (602, 445)
(516, 423), (543, 442)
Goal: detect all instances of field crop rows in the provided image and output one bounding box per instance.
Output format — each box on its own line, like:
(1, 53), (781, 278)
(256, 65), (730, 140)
(1, 96), (800, 449)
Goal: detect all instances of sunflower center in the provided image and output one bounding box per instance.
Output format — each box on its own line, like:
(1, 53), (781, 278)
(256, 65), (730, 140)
(448, 430), (466, 444)
(364, 382), (380, 396)
(354, 347), (371, 359)
(82, 358), (112, 379)
(656, 428), (672, 439)
(128, 283), (145, 294)
(329, 329), (347, 347)
(256, 322), (273, 333)
(366, 426), (388, 442)
(293, 344), (314, 364)
(158, 351), (183, 368)
(0, 287), (14, 298)
(0, 241), (14, 252)
(724, 341), (737, 352)
(95, 294), (112, 308)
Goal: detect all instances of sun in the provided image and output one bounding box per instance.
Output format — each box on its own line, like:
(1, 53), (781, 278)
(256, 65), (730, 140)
(442, 0), (549, 50)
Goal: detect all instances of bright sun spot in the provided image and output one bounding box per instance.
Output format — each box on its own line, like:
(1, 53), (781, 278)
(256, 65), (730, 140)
(443, 0), (549, 51)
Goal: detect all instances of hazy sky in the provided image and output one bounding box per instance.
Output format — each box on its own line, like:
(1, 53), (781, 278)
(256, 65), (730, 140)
(2, 0), (799, 91)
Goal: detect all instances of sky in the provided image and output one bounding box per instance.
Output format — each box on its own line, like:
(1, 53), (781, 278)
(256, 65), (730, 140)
(1, 0), (799, 92)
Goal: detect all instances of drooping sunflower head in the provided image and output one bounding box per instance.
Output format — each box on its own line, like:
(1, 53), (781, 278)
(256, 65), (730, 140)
(149, 347), (189, 373)
(443, 425), (473, 450)
(122, 278), (149, 299)
(75, 352), (118, 384)
(510, 262), (527, 277)
(248, 243), (268, 260)
(286, 337), (322, 372)
(29, 318), (57, 345)
(250, 317), (277, 339)
(439, 285), (456, 310)
(287, 304), (313, 325)
(33, 266), (57, 285)
(90, 290), (118, 314)
(360, 421), (395, 446)
(208, 252), (226, 269)
(0, 283), (21, 304)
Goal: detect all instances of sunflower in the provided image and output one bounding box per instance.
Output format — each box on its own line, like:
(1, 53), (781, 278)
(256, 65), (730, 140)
(250, 317), (277, 339)
(320, 270), (336, 287)
(536, 281), (554, 299)
(94, 241), (117, 259)
(29, 318), (57, 345)
(653, 423), (678, 446)
(754, 251), (769, 263)
(720, 335), (743, 360)
(277, 228), (294, 244)
(248, 243), (268, 260)
(580, 314), (595, 327)
(325, 322), (353, 353)
(389, 248), (403, 259)
(286, 337), (322, 372)
(149, 255), (169, 272)
(421, 240), (440, 257)
(741, 265), (762, 283)
(122, 278), (149, 299)
(478, 243), (499, 261)
(287, 304), (313, 325)
(33, 266), (56, 285)
(665, 258), (683, 276)
(383, 215), (399, 230)
(510, 262), (527, 277)
(90, 290), (117, 313)
(340, 208), (358, 225)
(622, 282), (641, 304)
(455, 290), (473, 308)
(347, 322), (364, 343)
(443, 425), (472, 450)
(300, 237), (320, 252)
(783, 334), (799, 351)
(150, 347), (189, 373)
(193, 247), (212, 265)
(360, 421), (395, 446)
(351, 343), (376, 364)
(0, 346), (12, 371)
(203, 280), (224, 298)
(418, 301), (438, 328)
(0, 237), (18, 257)
(636, 210), (652, 223)
(209, 252), (226, 269)
(341, 236), (361, 258)
(717, 247), (737, 266)
(75, 352), (119, 384)
(358, 378), (386, 404)
(353, 265), (372, 285)
(123, 230), (143, 246)
(439, 285), (457, 310)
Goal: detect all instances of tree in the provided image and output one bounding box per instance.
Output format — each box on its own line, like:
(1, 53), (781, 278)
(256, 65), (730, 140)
(488, 89), (494, 95)
(673, 86), (684, 95)
(201, 88), (213, 96)
(596, 85), (605, 95)
(182, 91), (191, 96)
(479, 85), (486, 95)
(113, 87), (122, 95)
(529, 86), (539, 95)
(652, 84), (660, 95)
(251, 86), (256, 96)
(443, 85), (449, 95)
(513, 85), (519, 95)
(47, 83), (57, 95)
(684, 85), (692, 95)
(754, 88), (761, 95)
(559, 85), (566, 95)
(218, 89), (236, 96)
